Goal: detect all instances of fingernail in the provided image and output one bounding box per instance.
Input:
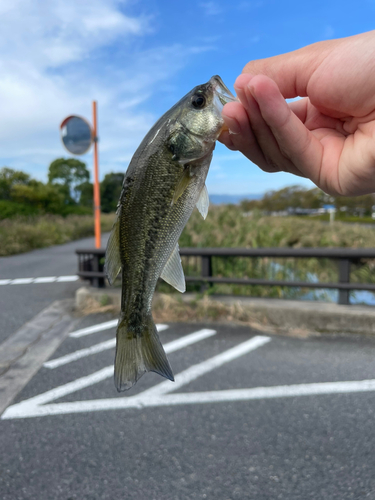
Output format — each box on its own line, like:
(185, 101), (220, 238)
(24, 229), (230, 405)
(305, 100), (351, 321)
(222, 114), (241, 135)
(218, 130), (237, 150)
(234, 74), (254, 96)
(248, 83), (256, 99)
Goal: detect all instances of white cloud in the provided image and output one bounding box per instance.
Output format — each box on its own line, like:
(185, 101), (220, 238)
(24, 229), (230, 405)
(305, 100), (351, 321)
(0, 1), (215, 181)
(0, 0), (145, 69)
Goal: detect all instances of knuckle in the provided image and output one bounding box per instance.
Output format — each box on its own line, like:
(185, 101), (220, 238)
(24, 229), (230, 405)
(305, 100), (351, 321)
(262, 157), (280, 172)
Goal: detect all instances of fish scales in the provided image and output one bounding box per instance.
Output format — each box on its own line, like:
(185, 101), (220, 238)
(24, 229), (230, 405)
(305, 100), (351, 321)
(105, 75), (236, 391)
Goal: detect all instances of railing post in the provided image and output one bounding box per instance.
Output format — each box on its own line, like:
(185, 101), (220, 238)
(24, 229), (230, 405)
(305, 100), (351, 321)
(201, 255), (212, 293)
(92, 253), (105, 288)
(338, 259), (350, 305)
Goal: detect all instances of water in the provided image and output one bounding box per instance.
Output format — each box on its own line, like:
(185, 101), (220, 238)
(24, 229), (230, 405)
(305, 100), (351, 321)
(300, 286), (375, 306)
(271, 264), (375, 306)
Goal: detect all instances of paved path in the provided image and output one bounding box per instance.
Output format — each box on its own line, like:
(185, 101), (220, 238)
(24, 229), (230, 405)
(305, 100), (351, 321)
(2, 317), (375, 499)
(0, 234), (109, 344)
(2, 236), (375, 499)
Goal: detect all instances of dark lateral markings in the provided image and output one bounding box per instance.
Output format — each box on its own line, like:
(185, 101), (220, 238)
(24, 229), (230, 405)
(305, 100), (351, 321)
(3, 320), (375, 420)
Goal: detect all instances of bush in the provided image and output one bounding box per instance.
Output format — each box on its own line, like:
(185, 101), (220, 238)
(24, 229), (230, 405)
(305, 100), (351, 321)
(0, 213), (115, 256)
(0, 200), (40, 219)
(174, 205), (375, 299)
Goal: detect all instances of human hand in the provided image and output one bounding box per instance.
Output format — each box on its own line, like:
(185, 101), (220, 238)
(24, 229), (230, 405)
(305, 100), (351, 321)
(219, 31), (375, 196)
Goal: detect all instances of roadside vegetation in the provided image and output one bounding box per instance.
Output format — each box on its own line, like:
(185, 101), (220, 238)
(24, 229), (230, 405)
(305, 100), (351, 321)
(180, 205), (375, 249)
(2, 163), (375, 302)
(240, 184), (375, 221)
(0, 161), (124, 220)
(156, 205), (375, 300)
(0, 160), (121, 256)
(0, 213), (115, 256)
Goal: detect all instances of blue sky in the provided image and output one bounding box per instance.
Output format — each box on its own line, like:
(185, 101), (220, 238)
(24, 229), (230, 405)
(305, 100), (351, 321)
(0, 0), (374, 195)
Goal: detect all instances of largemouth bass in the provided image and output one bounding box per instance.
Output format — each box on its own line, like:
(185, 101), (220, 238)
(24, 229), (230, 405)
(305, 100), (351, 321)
(105, 75), (235, 391)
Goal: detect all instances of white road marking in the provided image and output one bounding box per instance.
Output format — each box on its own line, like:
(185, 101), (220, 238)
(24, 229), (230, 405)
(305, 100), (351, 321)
(45, 328), (215, 369)
(2, 333), (272, 419)
(70, 320), (168, 338)
(33, 277), (57, 283)
(5, 378), (375, 419)
(3, 328), (217, 417)
(70, 320), (118, 338)
(56, 275), (79, 282)
(141, 336), (271, 397)
(0, 275), (79, 285)
(11, 367), (115, 410)
(11, 278), (34, 284)
(161, 328), (216, 353)
(44, 339), (116, 369)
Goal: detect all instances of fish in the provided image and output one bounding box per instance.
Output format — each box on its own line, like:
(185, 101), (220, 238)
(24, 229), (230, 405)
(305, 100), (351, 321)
(105, 75), (236, 391)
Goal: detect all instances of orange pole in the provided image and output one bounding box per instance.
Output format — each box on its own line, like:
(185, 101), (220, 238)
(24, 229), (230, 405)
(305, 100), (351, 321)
(92, 101), (101, 248)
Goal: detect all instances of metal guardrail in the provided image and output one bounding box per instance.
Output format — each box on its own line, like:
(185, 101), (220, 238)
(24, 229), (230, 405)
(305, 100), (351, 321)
(76, 247), (375, 305)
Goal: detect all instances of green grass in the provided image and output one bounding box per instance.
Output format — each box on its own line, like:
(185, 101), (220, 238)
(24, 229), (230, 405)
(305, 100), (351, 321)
(0, 213), (115, 256)
(3, 205), (375, 303)
(159, 205), (375, 300)
(179, 205), (375, 248)
(309, 213), (375, 224)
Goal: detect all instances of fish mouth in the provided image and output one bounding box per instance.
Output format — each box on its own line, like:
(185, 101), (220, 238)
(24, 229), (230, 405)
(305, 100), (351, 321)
(210, 75), (237, 106)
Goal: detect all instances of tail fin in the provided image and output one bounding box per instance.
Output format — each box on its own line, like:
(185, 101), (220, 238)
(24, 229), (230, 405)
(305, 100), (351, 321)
(114, 315), (174, 391)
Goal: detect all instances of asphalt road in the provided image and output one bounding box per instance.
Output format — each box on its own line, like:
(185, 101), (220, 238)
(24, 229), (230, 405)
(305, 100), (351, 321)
(2, 315), (375, 499)
(0, 234), (109, 344)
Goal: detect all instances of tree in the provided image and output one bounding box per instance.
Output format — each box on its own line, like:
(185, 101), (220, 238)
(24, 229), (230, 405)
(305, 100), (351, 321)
(11, 181), (65, 213)
(48, 158), (90, 204)
(76, 181), (93, 207)
(240, 198), (262, 212)
(258, 185), (326, 212)
(334, 194), (375, 216)
(0, 167), (30, 200)
(100, 172), (125, 213)
(240, 185), (328, 213)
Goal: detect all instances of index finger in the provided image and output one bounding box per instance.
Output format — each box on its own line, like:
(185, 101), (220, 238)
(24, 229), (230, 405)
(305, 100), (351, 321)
(243, 38), (343, 99)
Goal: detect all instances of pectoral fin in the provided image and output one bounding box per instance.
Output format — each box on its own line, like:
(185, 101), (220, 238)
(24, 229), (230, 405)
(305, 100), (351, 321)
(160, 244), (186, 293)
(172, 169), (193, 205)
(104, 211), (122, 285)
(196, 184), (209, 219)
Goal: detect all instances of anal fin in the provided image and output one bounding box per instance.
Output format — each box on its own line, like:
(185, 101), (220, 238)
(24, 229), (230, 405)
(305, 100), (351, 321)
(160, 244), (186, 293)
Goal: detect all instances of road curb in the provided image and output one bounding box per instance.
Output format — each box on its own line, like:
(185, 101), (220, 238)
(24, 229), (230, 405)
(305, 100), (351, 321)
(0, 299), (77, 415)
(75, 286), (375, 336)
(210, 295), (375, 336)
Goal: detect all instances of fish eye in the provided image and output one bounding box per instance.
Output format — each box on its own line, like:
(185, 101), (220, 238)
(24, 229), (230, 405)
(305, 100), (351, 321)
(191, 94), (206, 109)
